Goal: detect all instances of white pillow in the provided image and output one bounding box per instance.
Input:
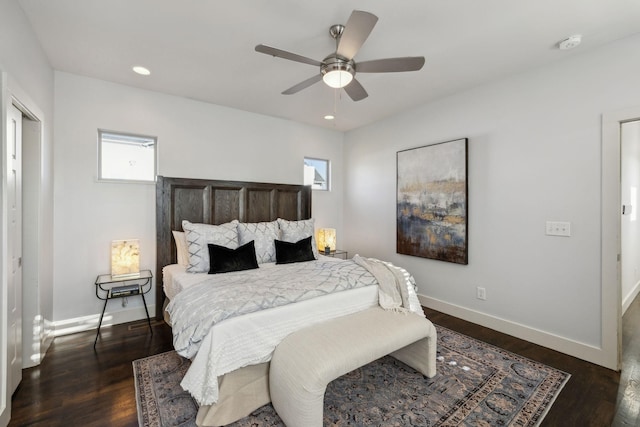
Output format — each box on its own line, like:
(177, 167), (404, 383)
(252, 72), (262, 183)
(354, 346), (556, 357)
(277, 218), (318, 259)
(182, 220), (239, 273)
(172, 230), (189, 266)
(237, 221), (279, 264)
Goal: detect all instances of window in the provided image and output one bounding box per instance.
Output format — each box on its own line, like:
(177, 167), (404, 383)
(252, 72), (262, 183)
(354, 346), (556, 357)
(98, 130), (156, 182)
(304, 157), (330, 191)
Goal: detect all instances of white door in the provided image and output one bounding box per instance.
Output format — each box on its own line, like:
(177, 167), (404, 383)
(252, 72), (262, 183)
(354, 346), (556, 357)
(7, 104), (23, 395)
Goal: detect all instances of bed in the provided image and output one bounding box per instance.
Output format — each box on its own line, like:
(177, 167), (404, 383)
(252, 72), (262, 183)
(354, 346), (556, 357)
(155, 175), (313, 319)
(155, 176), (432, 426)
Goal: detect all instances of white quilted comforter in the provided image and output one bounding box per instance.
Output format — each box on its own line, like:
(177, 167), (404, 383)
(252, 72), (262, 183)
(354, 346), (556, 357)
(167, 257), (423, 405)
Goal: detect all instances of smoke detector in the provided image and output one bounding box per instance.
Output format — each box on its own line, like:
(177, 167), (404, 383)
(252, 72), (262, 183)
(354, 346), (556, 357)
(558, 35), (582, 50)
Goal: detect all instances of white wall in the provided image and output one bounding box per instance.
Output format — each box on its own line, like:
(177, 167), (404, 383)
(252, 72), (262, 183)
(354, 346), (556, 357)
(344, 34), (640, 366)
(17, 0), (640, 373)
(53, 72), (344, 327)
(621, 120), (640, 312)
(0, 0), (54, 424)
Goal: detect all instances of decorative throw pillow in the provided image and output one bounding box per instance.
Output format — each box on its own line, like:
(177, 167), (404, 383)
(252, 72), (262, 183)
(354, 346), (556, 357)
(208, 240), (259, 274)
(172, 230), (189, 266)
(277, 218), (318, 259)
(275, 236), (315, 264)
(237, 221), (279, 264)
(183, 220), (239, 273)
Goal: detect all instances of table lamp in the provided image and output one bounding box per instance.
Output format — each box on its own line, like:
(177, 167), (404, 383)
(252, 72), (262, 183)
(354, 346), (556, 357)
(111, 239), (140, 277)
(316, 228), (336, 255)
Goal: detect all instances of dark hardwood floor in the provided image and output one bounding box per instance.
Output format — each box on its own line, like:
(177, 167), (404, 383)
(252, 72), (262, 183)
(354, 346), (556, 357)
(9, 320), (174, 427)
(12, 300), (640, 426)
(612, 293), (640, 426)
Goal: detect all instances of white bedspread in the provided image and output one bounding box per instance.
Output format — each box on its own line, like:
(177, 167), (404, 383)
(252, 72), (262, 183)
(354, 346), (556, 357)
(168, 259), (380, 359)
(164, 257), (424, 405)
(183, 286), (380, 405)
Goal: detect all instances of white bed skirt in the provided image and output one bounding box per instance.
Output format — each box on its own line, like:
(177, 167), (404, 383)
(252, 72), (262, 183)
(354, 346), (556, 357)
(196, 362), (271, 427)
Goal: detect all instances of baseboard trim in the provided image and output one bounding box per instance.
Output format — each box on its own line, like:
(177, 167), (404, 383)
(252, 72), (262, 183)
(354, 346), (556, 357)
(42, 322), (55, 354)
(622, 280), (640, 314)
(419, 294), (613, 369)
(52, 305), (156, 337)
(23, 317), (56, 368)
(54, 297), (611, 367)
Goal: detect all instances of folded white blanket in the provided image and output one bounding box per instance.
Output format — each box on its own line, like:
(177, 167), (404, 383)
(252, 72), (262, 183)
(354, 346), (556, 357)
(352, 255), (411, 312)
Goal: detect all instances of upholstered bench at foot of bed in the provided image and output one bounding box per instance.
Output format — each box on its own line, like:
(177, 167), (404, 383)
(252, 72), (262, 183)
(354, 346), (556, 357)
(269, 307), (437, 427)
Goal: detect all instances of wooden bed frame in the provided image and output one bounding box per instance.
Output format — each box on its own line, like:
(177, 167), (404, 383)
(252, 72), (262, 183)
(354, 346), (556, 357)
(155, 175), (312, 319)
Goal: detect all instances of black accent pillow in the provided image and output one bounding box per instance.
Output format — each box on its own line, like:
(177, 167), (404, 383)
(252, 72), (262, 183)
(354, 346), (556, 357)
(275, 236), (315, 264)
(208, 240), (259, 274)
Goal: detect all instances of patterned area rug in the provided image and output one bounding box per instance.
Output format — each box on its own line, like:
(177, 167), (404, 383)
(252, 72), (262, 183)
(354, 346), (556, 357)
(133, 325), (569, 427)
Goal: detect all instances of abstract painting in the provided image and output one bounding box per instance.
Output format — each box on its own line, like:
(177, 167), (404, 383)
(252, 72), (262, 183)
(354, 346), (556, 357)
(397, 138), (468, 264)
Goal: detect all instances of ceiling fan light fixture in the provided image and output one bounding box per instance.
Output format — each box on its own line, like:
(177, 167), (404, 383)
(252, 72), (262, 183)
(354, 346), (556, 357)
(321, 58), (354, 88)
(323, 70), (353, 88)
(255, 10), (423, 101)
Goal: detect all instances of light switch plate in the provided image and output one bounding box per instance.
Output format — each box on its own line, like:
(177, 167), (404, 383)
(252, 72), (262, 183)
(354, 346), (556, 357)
(546, 221), (571, 237)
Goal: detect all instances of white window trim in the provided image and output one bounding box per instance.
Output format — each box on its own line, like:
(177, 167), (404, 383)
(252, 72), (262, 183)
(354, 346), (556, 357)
(97, 129), (157, 184)
(304, 156), (331, 191)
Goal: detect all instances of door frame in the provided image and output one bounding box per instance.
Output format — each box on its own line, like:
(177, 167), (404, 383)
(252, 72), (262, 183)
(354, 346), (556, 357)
(0, 70), (48, 427)
(602, 106), (640, 372)
(12, 97), (44, 374)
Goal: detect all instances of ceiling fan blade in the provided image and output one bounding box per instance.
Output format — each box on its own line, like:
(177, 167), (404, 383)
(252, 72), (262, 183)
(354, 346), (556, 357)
(255, 44), (322, 67)
(282, 74), (323, 95)
(357, 56), (425, 73)
(344, 78), (368, 102)
(336, 10), (378, 60)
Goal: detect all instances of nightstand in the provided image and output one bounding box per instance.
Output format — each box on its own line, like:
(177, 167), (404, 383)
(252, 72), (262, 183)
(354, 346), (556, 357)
(322, 249), (348, 259)
(94, 269), (153, 347)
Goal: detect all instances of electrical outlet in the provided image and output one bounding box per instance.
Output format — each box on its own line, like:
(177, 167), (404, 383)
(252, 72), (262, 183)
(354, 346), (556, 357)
(476, 286), (486, 300)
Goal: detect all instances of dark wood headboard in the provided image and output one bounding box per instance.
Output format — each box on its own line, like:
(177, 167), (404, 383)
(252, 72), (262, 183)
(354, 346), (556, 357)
(155, 176), (312, 318)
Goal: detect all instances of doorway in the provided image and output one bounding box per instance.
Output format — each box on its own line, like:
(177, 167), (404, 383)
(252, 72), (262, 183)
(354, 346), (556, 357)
(601, 106), (640, 373)
(6, 97), (43, 397)
(613, 119), (640, 424)
(621, 120), (640, 313)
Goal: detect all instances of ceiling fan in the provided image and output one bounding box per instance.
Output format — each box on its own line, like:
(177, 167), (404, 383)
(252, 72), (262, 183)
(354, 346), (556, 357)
(255, 10), (425, 102)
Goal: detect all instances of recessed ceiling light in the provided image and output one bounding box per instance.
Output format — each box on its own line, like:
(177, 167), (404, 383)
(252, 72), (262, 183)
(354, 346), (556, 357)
(133, 66), (151, 76)
(558, 35), (582, 50)
(324, 115), (335, 120)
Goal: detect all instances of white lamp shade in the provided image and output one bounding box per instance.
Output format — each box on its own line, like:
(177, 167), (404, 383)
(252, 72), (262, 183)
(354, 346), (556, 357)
(111, 239), (140, 277)
(322, 70), (353, 89)
(316, 228), (336, 252)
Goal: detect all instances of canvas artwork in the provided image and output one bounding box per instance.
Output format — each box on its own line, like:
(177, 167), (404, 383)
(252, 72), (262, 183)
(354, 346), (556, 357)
(397, 138), (468, 264)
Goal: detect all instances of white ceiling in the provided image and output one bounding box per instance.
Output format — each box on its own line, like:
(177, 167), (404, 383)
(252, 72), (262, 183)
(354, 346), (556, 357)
(18, 0), (640, 131)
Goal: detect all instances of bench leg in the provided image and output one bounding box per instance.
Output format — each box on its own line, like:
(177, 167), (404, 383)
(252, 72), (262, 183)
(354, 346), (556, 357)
(391, 323), (437, 378)
(270, 359), (325, 427)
